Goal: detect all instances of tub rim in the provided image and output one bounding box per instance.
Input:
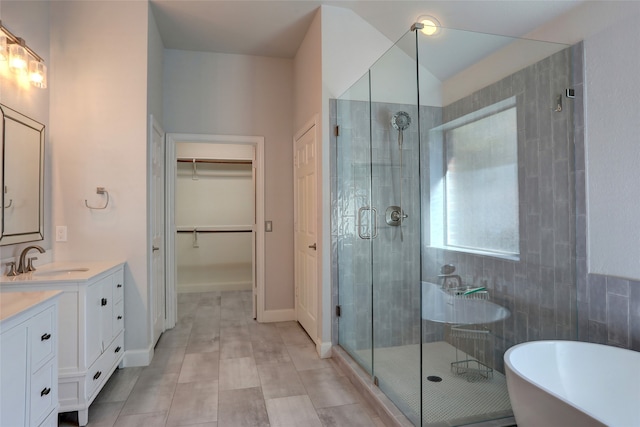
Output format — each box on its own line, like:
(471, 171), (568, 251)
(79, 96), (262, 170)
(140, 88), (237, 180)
(504, 340), (638, 426)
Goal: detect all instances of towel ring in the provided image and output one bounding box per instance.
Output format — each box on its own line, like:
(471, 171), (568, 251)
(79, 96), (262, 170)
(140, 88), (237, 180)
(85, 187), (109, 210)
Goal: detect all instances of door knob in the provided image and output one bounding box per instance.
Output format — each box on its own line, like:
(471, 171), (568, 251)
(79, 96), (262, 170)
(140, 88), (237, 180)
(308, 243), (317, 250)
(152, 246), (160, 252)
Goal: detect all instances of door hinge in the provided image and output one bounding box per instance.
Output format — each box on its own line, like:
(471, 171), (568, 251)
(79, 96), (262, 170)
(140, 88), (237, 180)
(335, 125), (340, 136)
(335, 305), (341, 317)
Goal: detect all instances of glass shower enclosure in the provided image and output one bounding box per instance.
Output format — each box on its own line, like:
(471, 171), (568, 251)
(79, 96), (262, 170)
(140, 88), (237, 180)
(334, 24), (577, 426)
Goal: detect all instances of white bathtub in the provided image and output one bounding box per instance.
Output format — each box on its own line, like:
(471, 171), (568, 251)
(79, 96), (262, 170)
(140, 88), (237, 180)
(504, 340), (640, 427)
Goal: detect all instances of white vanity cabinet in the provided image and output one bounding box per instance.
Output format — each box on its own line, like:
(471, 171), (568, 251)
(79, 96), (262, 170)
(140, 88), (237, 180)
(0, 261), (125, 427)
(0, 291), (61, 427)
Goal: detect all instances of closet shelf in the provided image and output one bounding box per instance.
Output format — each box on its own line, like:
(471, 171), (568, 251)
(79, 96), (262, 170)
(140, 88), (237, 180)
(176, 225), (253, 233)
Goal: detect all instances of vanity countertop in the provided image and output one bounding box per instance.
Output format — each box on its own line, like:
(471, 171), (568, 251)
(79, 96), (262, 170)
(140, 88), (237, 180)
(0, 260), (125, 285)
(0, 290), (62, 323)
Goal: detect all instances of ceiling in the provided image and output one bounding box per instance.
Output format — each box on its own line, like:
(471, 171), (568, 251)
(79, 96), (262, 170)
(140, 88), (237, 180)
(150, 0), (584, 58)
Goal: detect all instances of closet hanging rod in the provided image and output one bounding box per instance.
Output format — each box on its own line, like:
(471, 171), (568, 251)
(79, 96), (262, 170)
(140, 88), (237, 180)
(176, 158), (253, 165)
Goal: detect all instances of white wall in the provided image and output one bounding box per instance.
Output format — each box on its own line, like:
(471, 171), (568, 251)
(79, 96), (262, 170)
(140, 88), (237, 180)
(501, 1), (640, 280)
(0, 0), (52, 258)
(49, 1), (150, 359)
(147, 3), (164, 124)
(582, 6), (640, 279)
(319, 5), (397, 348)
(163, 50), (294, 311)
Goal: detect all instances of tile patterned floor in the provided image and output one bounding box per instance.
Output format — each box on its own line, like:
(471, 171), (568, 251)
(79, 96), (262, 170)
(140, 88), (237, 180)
(59, 291), (386, 427)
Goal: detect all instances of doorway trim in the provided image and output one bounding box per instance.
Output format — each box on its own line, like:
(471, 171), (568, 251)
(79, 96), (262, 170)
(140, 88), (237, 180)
(165, 133), (266, 326)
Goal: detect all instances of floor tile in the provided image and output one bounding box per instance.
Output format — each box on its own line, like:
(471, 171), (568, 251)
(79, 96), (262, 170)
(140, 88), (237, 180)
(155, 325), (191, 348)
(219, 324), (250, 340)
(219, 357), (260, 390)
(278, 322), (315, 346)
(253, 339), (292, 365)
(148, 346), (186, 374)
(166, 381), (219, 426)
(82, 401), (123, 427)
(120, 371), (178, 416)
(186, 333), (220, 354)
(257, 362), (306, 400)
(248, 322), (285, 343)
(217, 387), (270, 427)
(316, 403), (376, 426)
(178, 351), (220, 383)
(220, 337), (253, 359)
(113, 411), (167, 427)
(265, 395), (323, 427)
(299, 367), (361, 409)
(287, 343), (333, 371)
(76, 291), (383, 427)
(93, 367), (142, 404)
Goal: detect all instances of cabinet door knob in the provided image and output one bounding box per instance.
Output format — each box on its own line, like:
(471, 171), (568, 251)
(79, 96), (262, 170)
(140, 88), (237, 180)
(40, 387), (51, 396)
(115, 346), (121, 353)
(117, 316), (123, 320)
(93, 371), (102, 380)
(101, 298), (108, 306)
(41, 333), (51, 341)
(117, 283), (122, 288)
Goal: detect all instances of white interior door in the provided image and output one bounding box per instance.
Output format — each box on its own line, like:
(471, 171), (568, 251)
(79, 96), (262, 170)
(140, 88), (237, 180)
(294, 123), (318, 340)
(150, 115), (166, 347)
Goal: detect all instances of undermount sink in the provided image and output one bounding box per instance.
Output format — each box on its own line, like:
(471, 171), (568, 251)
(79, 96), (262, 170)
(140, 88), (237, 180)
(33, 268), (90, 276)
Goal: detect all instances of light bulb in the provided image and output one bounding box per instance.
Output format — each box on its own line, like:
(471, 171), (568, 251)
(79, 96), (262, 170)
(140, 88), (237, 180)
(9, 43), (27, 75)
(29, 60), (46, 88)
(417, 15), (441, 36)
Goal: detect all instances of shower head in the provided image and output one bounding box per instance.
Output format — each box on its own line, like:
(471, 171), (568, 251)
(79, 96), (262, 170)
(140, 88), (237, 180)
(391, 111), (411, 131)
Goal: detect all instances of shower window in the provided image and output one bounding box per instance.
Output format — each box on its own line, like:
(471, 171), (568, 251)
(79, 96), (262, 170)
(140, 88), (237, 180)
(429, 97), (519, 258)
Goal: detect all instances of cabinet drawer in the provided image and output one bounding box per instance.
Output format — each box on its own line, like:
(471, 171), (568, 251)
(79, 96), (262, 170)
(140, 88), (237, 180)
(113, 299), (124, 334)
(86, 332), (124, 398)
(106, 331), (125, 370)
(31, 361), (56, 427)
(30, 306), (56, 370)
(113, 269), (124, 302)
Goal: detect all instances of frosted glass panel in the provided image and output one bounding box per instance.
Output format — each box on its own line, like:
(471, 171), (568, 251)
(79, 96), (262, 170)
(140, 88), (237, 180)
(445, 106), (519, 255)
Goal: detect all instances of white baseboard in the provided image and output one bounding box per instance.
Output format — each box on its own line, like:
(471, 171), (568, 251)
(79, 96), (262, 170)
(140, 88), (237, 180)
(261, 308), (296, 322)
(317, 340), (332, 359)
(122, 347), (153, 367)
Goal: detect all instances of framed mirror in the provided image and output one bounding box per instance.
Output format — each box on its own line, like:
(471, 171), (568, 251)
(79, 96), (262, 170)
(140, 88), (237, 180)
(0, 104), (45, 246)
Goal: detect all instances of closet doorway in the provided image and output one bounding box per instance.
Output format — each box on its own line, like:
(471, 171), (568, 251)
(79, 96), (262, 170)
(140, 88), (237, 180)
(165, 134), (265, 326)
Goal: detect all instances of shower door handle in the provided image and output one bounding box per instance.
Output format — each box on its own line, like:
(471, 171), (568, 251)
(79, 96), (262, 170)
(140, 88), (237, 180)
(357, 207), (378, 240)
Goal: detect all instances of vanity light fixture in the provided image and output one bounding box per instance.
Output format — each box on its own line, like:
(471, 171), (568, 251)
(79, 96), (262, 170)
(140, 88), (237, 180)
(416, 15), (442, 36)
(0, 20), (47, 88)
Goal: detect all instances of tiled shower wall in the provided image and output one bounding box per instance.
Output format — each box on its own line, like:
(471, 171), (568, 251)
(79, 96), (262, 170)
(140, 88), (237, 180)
(421, 46), (578, 371)
(331, 41), (639, 370)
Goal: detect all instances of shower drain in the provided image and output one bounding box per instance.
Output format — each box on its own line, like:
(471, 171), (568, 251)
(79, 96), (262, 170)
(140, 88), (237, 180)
(427, 375), (443, 382)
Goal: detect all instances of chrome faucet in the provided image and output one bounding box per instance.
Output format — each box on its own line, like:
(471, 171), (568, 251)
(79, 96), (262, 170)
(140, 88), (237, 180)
(438, 263), (462, 290)
(17, 245), (45, 274)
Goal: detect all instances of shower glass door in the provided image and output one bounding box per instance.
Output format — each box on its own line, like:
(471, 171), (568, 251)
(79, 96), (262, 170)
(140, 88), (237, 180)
(336, 72), (374, 374)
(368, 30), (423, 425)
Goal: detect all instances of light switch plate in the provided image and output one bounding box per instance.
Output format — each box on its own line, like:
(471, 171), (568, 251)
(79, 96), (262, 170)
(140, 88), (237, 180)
(265, 221), (273, 232)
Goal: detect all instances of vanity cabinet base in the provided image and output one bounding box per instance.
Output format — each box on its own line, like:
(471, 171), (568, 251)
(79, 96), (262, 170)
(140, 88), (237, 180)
(0, 262), (125, 427)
